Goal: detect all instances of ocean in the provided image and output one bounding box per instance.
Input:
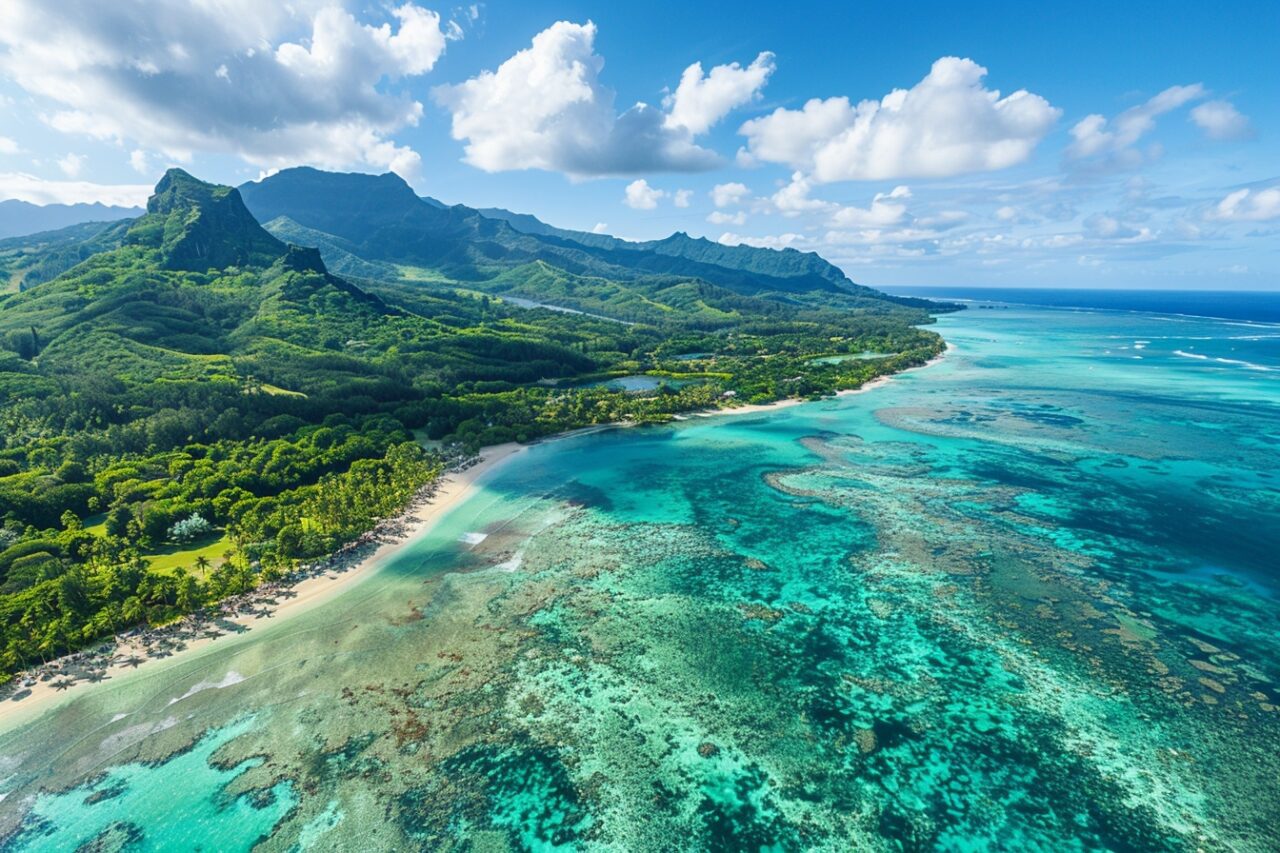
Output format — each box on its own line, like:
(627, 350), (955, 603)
(885, 285), (1280, 324)
(2, 304), (1278, 850)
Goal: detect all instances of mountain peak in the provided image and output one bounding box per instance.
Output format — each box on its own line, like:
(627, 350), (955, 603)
(128, 171), (285, 271)
(238, 167), (427, 242)
(275, 243), (327, 275)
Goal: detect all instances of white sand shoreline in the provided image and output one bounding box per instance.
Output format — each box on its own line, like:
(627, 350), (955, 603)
(0, 442), (528, 730)
(0, 345), (950, 729)
(702, 345), (950, 417)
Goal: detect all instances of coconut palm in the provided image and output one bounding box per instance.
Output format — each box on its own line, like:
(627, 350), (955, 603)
(121, 595), (145, 626)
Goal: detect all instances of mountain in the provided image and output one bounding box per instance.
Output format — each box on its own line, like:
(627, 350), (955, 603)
(238, 167), (927, 309)
(0, 199), (142, 240)
(0, 169), (420, 410)
(0, 219), (131, 294)
(127, 169), (287, 271)
(0, 167), (944, 681)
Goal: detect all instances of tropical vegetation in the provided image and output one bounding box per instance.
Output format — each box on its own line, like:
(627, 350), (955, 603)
(0, 167), (949, 679)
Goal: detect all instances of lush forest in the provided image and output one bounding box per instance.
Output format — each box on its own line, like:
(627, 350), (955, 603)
(0, 168), (949, 680)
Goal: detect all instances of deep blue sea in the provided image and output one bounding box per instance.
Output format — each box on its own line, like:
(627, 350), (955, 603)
(886, 286), (1280, 323)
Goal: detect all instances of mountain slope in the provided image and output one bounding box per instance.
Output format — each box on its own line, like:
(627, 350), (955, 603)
(238, 167), (917, 304)
(0, 220), (131, 294)
(0, 170), (418, 405)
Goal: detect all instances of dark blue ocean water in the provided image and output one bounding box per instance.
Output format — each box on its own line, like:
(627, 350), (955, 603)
(885, 286), (1280, 324)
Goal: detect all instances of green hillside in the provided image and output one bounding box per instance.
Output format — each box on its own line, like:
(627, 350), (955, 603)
(0, 168), (945, 678)
(238, 167), (944, 308)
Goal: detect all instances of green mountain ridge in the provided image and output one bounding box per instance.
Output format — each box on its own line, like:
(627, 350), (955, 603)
(0, 220), (131, 294)
(237, 167), (929, 308)
(127, 169), (289, 271)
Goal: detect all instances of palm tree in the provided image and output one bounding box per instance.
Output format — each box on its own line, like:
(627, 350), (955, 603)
(176, 574), (200, 612)
(121, 595), (145, 626)
(194, 555), (211, 577)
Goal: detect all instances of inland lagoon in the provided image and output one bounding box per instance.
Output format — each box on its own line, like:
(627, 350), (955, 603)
(2, 304), (1278, 851)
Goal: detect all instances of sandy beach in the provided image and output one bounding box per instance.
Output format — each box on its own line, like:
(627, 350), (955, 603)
(0, 348), (950, 729)
(0, 442), (528, 729)
(703, 345), (951, 417)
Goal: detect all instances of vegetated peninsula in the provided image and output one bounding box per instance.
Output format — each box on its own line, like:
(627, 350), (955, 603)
(0, 168), (949, 683)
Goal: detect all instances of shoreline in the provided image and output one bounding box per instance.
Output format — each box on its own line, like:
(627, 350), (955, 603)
(0, 345), (950, 729)
(700, 345), (950, 417)
(0, 442), (529, 730)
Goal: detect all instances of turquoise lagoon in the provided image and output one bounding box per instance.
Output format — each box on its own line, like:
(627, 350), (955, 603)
(1, 305), (1278, 850)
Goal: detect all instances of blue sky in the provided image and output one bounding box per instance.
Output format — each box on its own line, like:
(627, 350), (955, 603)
(0, 0), (1277, 289)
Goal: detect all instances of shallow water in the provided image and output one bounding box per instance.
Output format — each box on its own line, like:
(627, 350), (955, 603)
(2, 305), (1278, 851)
(572, 374), (693, 392)
(808, 351), (891, 364)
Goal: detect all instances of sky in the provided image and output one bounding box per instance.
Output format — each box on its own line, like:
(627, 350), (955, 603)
(0, 0), (1277, 290)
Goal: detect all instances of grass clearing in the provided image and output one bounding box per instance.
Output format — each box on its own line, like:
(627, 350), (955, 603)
(80, 516), (229, 579)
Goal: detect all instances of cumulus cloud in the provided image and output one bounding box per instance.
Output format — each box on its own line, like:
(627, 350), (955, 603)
(57, 153), (86, 178)
(664, 52), (775, 135)
(707, 210), (747, 226)
(739, 57), (1059, 182)
(0, 172), (150, 206)
(0, 1), (451, 180)
(718, 231), (803, 249)
(1209, 186), (1280, 222)
(673, 189), (693, 208)
(766, 176), (918, 229)
(624, 179), (665, 210)
(829, 185), (911, 227)
(1189, 100), (1251, 141)
(769, 172), (835, 216)
(1067, 84), (1205, 163)
(710, 182), (750, 207)
(434, 21), (769, 177)
(0, 137), (19, 155)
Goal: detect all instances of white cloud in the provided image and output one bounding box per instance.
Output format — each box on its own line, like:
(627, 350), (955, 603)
(0, 136), (19, 155)
(995, 205), (1018, 221)
(770, 171), (835, 216)
(664, 52), (774, 135)
(57, 153), (85, 177)
(590, 221), (609, 234)
(673, 188), (693, 208)
(718, 231), (803, 249)
(434, 21), (768, 177)
(1189, 100), (1251, 141)
(1067, 84), (1205, 161)
(0, 1), (450, 180)
(822, 226), (941, 247)
(829, 185), (911, 227)
(710, 182), (750, 207)
(1082, 212), (1155, 242)
(707, 210), (747, 225)
(1209, 186), (1280, 222)
(0, 172), (150, 206)
(129, 149), (150, 174)
(739, 57), (1059, 182)
(916, 210), (968, 229)
(624, 178), (665, 210)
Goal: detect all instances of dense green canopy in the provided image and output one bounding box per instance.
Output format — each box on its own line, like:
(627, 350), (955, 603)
(0, 167), (948, 678)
